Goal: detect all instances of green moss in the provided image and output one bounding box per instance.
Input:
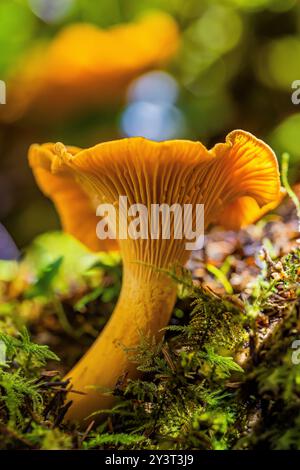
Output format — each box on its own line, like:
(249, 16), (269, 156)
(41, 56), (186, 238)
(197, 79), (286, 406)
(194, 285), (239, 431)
(0, 235), (299, 449)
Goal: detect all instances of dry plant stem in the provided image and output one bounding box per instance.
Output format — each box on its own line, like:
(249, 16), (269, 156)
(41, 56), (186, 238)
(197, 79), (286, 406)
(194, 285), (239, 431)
(65, 266), (177, 422)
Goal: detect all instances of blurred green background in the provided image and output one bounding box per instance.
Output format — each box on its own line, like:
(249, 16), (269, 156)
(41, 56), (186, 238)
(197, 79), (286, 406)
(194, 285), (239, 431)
(0, 0), (300, 251)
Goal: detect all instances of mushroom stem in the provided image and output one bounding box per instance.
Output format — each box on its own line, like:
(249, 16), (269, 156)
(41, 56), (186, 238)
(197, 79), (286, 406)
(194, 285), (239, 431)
(64, 264), (177, 422)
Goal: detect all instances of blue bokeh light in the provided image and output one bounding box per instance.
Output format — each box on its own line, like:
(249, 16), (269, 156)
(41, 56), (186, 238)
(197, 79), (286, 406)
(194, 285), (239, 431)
(28, 0), (74, 23)
(121, 101), (184, 141)
(127, 71), (179, 105)
(121, 71), (184, 141)
(0, 223), (19, 261)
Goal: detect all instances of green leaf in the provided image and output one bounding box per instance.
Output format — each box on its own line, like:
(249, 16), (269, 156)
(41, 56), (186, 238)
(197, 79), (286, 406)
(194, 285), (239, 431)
(25, 257), (63, 299)
(74, 286), (104, 312)
(20, 231), (118, 295)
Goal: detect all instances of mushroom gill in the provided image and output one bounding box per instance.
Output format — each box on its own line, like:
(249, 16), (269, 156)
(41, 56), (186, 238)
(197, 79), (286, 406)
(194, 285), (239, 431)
(28, 130), (282, 422)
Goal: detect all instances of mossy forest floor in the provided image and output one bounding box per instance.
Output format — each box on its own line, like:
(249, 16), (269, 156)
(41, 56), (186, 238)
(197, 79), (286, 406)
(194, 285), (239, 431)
(0, 193), (299, 450)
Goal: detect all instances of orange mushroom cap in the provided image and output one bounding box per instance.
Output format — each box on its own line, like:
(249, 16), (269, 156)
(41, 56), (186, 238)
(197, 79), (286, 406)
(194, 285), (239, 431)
(210, 130), (285, 230)
(3, 12), (179, 122)
(29, 143), (118, 252)
(29, 130), (282, 257)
